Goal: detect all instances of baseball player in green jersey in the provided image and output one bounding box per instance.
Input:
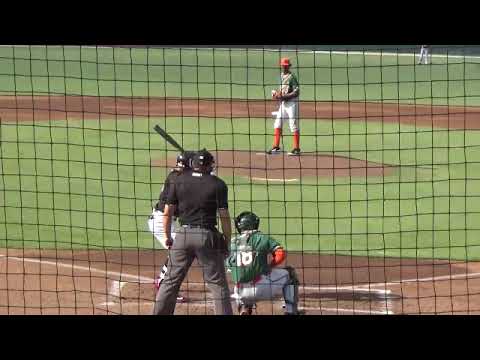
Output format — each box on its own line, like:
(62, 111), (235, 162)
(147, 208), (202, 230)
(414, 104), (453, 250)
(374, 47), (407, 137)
(267, 57), (301, 156)
(225, 211), (301, 315)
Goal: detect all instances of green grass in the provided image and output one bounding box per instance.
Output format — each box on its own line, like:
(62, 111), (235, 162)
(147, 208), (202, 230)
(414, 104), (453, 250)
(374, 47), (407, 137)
(0, 46), (480, 105)
(1, 116), (480, 260)
(1, 45), (480, 260)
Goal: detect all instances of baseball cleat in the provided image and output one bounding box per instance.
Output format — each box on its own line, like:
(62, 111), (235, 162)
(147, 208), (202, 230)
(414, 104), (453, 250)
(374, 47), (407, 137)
(266, 147), (281, 155)
(287, 148), (301, 156)
(238, 304), (253, 315)
(284, 310), (305, 315)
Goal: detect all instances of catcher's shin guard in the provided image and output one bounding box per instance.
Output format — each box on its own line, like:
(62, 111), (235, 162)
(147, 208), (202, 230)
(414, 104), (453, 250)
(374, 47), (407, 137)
(285, 266), (299, 285)
(282, 266), (299, 314)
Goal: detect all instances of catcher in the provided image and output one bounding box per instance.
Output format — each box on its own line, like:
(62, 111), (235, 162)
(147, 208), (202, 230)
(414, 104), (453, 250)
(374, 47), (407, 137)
(148, 151), (195, 302)
(267, 57), (301, 156)
(225, 211), (301, 315)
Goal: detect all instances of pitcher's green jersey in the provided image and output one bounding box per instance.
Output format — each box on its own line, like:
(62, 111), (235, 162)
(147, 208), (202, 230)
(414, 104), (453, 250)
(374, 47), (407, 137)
(281, 72), (299, 95)
(225, 231), (281, 284)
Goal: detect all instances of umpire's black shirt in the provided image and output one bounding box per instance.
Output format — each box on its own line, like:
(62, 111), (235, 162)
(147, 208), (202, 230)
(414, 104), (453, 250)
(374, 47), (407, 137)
(165, 169), (228, 228)
(155, 169), (181, 213)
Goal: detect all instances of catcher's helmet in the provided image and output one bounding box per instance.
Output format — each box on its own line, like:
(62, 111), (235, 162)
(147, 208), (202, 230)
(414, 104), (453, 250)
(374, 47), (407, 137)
(176, 151), (194, 168)
(235, 211), (260, 233)
(192, 149), (215, 170)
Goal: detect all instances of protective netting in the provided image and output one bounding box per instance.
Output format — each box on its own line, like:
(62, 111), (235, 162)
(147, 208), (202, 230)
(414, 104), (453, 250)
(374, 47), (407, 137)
(0, 45), (479, 314)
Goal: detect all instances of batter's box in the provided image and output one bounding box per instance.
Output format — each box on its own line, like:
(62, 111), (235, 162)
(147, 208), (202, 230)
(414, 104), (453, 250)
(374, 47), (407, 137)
(104, 280), (214, 305)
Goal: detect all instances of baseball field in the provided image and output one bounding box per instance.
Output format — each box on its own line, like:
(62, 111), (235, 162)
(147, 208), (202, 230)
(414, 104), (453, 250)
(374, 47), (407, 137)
(1, 45), (480, 314)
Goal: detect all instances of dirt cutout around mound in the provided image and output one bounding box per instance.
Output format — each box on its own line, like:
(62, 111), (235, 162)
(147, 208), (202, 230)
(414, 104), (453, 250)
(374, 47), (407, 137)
(152, 150), (396, 180)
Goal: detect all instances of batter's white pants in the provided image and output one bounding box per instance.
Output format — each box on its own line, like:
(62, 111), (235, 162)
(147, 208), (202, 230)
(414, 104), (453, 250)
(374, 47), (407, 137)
(147, 209), (176, 249)
(273, 100), (299, 132)
(232, 268), (297, 313)
(418, 46), (430, 64)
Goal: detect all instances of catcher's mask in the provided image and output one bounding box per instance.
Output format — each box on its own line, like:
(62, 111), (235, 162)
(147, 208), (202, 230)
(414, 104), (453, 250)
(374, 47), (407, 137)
(192, 149), (215, 173)
(235, 211), (260, 233)
(176, 151), (194, 169)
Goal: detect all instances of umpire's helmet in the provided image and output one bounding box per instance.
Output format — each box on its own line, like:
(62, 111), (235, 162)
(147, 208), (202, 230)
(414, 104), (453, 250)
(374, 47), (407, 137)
(176, 151), (194, 169)
(192, 149), (215, 171)
(235, 211), (260, 233)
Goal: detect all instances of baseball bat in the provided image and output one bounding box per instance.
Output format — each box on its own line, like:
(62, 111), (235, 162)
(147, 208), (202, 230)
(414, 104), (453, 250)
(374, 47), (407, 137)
(153, 125), (185, 153)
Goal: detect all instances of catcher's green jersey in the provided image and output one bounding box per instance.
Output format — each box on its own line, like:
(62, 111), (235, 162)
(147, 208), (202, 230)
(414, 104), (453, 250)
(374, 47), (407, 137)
(225, 231), (281, 284)
(281, 72), (299, 95)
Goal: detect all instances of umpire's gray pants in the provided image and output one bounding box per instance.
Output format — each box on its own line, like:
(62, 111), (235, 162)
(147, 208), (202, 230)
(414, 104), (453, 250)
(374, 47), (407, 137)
(153, 227), (233, 315)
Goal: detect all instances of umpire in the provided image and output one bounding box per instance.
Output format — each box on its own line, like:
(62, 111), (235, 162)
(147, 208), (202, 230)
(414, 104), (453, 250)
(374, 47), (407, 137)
(153, 149), (233, 315)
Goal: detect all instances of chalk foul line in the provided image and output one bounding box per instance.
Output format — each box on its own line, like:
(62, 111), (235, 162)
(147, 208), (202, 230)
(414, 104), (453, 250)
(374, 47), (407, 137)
(250, 177), (299, 182)
(2, 254), (478, 289)
(0, 254), (153, 283)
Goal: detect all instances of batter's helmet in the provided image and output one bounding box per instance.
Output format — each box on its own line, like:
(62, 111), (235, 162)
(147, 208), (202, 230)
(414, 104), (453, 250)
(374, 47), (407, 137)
(192, 149), (215, 170)
(235, 211), (260, 233)
(280, 57), (291, 67)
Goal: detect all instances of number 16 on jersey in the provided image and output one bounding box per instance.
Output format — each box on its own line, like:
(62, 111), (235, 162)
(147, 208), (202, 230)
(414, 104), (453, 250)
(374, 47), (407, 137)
(237, 251), (254, 266)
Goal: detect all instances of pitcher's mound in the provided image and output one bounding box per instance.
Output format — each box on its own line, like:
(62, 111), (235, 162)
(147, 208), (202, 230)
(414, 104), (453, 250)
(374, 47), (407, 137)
(152, 151), (396, 180)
